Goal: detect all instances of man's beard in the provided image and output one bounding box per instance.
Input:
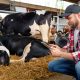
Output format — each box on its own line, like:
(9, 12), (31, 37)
(71, 25), (76, 30)
(69, 22), (78, 30)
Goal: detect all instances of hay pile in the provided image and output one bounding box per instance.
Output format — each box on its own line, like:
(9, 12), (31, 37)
(0, 55), (73, 80)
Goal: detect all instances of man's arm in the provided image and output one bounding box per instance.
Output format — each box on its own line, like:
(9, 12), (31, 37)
(60, 52), (74, 60)
(60, 51), (80, 63)
(49, 44), (74, 61)
(71, 51), (80, 62)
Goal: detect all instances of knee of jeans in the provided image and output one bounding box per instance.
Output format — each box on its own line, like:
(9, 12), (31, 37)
(75, 61), (80, 70)
(75, 62), (80, 80)
(48, 61), (57, 72)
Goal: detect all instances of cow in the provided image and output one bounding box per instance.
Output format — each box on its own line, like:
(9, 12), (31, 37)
(0, 35), (67, 63)
(20, 35), (68, 62)
(0, 35), (50, 62)
(21, 40), (50, 62)
(0, 35), (36, 56)
(0, 11), (53, 42)
(0, 42), (10, 66)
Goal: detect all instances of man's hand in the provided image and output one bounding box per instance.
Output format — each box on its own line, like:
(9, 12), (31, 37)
(49, 44), (74, 60)
(49, 44), (63, 57)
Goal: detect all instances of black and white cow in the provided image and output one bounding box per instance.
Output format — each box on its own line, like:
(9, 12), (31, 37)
(0, 35), (50, 58)
(0, 34), (68, 63)
(0, 35), (50, 62)
(0, 35), (35, 56)
(0, 42), (10, 66)
(1, 11), (53, 42)
(20, 35), (68, 62)
(21, 40), (50, 62)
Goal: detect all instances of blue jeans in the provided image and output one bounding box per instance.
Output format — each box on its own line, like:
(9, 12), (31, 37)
(48, 58), (80, 80)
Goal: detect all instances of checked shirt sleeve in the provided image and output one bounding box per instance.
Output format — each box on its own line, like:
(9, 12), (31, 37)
(71, 51), (80, 62)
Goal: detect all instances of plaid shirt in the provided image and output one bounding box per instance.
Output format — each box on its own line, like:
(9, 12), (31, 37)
(63, 29), (80, 62)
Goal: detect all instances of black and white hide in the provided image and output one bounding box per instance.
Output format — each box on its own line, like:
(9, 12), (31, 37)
(20, 40), (50, 62)
(0, 35), (50, 61)
(0, 11), (53, 42)
(0, 35), (36, 56)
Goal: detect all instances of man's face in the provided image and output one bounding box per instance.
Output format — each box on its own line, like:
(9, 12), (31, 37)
(65, 14), (78, 30)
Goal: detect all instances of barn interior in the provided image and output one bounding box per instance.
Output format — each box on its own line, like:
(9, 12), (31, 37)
(0, 0), (79, 80)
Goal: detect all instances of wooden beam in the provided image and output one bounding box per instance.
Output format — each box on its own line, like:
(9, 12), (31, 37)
(0, 0), (62, 13)
(0, 0), (10, 4)
(14, 2), (61, 13)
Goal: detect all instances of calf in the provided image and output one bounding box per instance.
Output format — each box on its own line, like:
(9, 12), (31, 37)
(0, 35), (50, 62)
(21, 35), (68, 62)
(0, 35), (37, 56)
(0, 34), (68, 63)
(1, 11), (53, 42)
(21, 40), (50, 62)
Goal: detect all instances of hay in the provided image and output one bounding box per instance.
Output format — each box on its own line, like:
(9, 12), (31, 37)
(0, 55), (73, 80)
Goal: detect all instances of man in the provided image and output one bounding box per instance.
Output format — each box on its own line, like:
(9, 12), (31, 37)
(48, 4), (80, 80)
(63, 25), (71, 37)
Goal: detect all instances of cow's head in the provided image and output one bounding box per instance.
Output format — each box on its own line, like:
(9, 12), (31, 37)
(36, 11), (54, 43)
(27, 11), (54, 43)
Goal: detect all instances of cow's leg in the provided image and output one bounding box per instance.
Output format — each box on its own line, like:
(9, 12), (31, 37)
(39, 20), (49, 43)
(10, 43), (31, 63)
(20, 43), (31, 62)
(24, 53), (33, 62)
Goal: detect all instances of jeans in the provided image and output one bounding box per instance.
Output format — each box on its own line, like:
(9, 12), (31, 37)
(48, 58), (80, 80)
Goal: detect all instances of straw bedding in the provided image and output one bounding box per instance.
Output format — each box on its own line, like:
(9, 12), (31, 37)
(0, 55), (73, 80)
